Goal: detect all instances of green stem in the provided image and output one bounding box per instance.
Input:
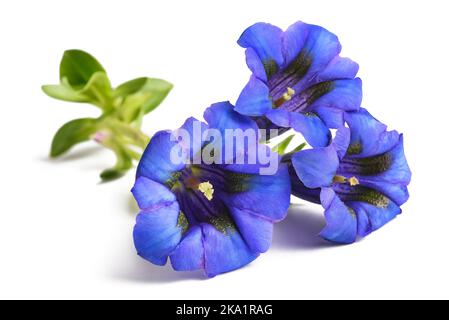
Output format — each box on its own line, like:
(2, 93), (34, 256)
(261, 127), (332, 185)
(101, 118), (150, 149)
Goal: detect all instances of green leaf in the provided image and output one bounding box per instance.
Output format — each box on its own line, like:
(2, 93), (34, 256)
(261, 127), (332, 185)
(100, 168), (127, 181)
(113, 77), (148, 97)
(78, 71), (113, 108)
(41, 84), (90, 103)
(50, 118), (98, 157)
(60, 50), (106, 89)
(291, 142), (307, 153)
(114, 78), (173, 122)
(273, 134), (295, 155)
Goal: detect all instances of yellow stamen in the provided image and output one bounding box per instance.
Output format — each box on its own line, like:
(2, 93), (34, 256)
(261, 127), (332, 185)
(348, 176), (360, 186)
(333, 175), (347, 184)
(287, 87), (295, 96)
(282, 93), (292, 101)
(198, 181), (214, 201)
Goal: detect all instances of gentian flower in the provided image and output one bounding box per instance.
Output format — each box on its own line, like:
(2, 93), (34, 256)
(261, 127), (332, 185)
(285, 108), (411, 243)
(235, 21), (363, 147)
(132, 102), (291, 277)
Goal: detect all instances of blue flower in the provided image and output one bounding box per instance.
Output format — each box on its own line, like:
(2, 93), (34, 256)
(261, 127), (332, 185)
(132, 102), (291, 277)
(235, 21), (362, 147)
(285, 108), (411, 243)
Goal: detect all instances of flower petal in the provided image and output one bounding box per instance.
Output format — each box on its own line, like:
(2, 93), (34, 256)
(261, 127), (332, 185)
(317, 56), (360, 82)
(357, 135), (411, 206)
(289, 112), (331, 148)
(245, 47), (269, 82)
(314, 106), (345, 128)
(281, 21), (310, 67)
(230, 207), (274, 253)
(131, 176), (176, 210)
(170, 226), (204, 272)
(284, 23), (342, 84)
(319, 188), (357, 244)
(204, 101), (259, 132)
(221, 162), (291, 222)
(202, 224), (259, 278)
(348, 200), (402, 237)
(235, 76), (272, 116)
(308, 78), (362, 112)
(292, 145), (339, 189)
(173, 117), (209, 160)
(238, 22), (284, 71)
(344, 108), (400, 158)
(204, 101), (260, 164)
(133, 202), (183, 266)
(136, 131), (186, 184)
(331, 126), (351, 160)
(287, 162), (321, 204)
(266, 109), (331, 147)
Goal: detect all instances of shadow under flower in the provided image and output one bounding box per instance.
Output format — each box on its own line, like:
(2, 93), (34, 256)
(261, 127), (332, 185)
(48, 145), (104, 162)
(113, 256), (206, 284)
(113, 204), (338, 283)
(272, 204), (335, 250)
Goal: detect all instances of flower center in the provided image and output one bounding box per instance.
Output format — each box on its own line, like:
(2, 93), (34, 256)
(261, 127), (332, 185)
(198, 181), (214, 201)
(333, 175), (360, 186)
(274, 87), (295, 108)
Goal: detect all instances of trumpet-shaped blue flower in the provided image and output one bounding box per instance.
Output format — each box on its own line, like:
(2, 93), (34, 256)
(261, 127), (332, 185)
(235, 21), (362, 147)
(132, 102), (291, 277)
(286, 109), (411, 243)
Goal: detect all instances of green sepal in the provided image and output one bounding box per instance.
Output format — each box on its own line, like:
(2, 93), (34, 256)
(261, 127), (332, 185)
(50, 118), (98, 157)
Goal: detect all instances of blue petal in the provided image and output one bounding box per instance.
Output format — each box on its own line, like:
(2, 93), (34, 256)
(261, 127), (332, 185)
(344, 108), (400, 158)
(221, 162), (291, 222)
(348, 200), (402, 237)
(289, 112), (331, 147)
(316, 56), (359, 82)
(266, 109), (331, 147)
(287, 164), (321, 204)
(371, 134), (411, 184)
(202, 224), (259, 278)
(131, 176), (176, 210)
(281, 21), (310, 66)
(319, 188), (357, 244)
(314, 106), (345, 128)
(133, 202), (183, 266)
(245, 47), (268, 82)
(331, 126), (351, 160)
(359, 180), (410, 208)
(291, 145), (339, 189)
(309, 78), (362, 112)
(265, 108), (290, 127)
(219, 143), (281, 174)
(238, 22), (284, 69)
(235, 76), (272, 116)
(173, 117), (209, 161)
(292, 24), (342, 82)
(358, 135), (411, 206)
(230, 207), (274, 253)
(136, 131), (186, 184)
(204, 101), (260, 164)
(204, 101), (259, 132)
(170, 226), (204, 272)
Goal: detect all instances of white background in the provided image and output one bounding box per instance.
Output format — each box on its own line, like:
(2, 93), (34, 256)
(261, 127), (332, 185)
(0, 0), (447, 299)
